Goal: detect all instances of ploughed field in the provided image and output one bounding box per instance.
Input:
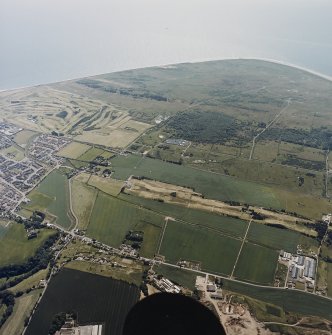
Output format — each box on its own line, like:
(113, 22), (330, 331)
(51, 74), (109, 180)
(25, 268), (140, 335)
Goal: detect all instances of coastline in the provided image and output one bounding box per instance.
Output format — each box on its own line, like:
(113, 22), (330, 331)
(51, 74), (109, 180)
(1, 57), (332, 94)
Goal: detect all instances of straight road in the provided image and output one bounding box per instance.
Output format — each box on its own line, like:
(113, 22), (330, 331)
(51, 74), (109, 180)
(230, 219), (252, 278)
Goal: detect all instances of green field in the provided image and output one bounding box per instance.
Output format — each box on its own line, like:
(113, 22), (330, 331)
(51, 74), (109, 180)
(77, 147), (105, 161)
(154, 264), (199, 290)
(222, 279), (332, 321)
(56, 141), (91, 159)
(327, 262), (332, 297)
(133, 220), (162, 258)
(111, 155), (282, 208)
(0, 145), (25, 161)
(247, 223), (317, 253)
(0, 222), (9, 238)
(87, 192), (164, 255)
(233, 242), (279, 284)
(13, 129), (38, 147)
(120, 193), (249, 237)
(0, 223), (56, 267)
(23, 170), (72, 228)
(159, 220), (241, 275)
(71, 179), (98, 230)
(0, 289), (42, 335)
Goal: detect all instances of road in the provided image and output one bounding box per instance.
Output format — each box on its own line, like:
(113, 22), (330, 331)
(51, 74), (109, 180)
(68, 178), (79, 232)
(230, 219), (252, 278)
(249, 98), (291, 160)
(156, 217), (174, 255)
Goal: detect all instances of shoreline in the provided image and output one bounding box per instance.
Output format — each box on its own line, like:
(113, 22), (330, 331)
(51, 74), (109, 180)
(1, 57), (332, 93)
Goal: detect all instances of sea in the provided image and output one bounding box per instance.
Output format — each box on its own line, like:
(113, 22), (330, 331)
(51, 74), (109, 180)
(1, 0), (332, 90)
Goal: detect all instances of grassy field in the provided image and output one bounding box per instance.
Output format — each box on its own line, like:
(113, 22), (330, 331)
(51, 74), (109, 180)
(134, 220), (163, 258)
(0, 289), (42, 335)
(0, 223), (55, 267)
(65, 260), (144, 286)
(233, 242), (279, 284)
(247, 223), (317, 253)
(88, 175), (124, 196)
(327, 262), (332, 298)
(71, 178), (98, 230)
(159, 220), (241, 275)
(77, 146), (105, 161)
(23, 170), (72, 228)
(87, 192), (164, 252)
(222, 279), (332, 321)
(13, 129), (38, 147)
(274, 189), (331, 220)
(0, 145), (25, 161)
(56, 141), (91, 159)
(120, 193), (249, 237)
(153, 264), (199, 290)
(0, 221), (9, 238)
(111, 155), (281, 209)
(9, 268), (48, 294)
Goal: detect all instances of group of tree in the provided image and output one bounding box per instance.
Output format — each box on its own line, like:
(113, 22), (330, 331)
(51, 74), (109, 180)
(0, 233), (59, 281)
(0, 291), (15, 327)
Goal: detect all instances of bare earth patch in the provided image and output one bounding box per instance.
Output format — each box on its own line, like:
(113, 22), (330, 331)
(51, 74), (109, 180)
(125, 178), (316, 236)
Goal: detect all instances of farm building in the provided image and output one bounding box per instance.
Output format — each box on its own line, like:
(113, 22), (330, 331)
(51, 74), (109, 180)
(291, 266), (299, 279)
(304, 258), (316, 279)
(297, 255), (305, 266)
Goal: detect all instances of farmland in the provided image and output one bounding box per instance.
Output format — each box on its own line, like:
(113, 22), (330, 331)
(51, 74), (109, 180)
(110, 154), (330, 220)
(77, 146), (104, 161)
(87, 192), (164, 255)
(0, 289), (42, 335)
(87, 175), (124, 196)
(1, 59), (332, 328)
(22, 170), (72, 228)
(111, 155), (281, 209)
(71, 178), (98, 229)
(159, 220), (242, 275)
(56, 141), (91, 159)
(0, 223), (56, 267)
(222, 279), (332, 321)
(233, 243), (279, 284)
(25, 268), (140, 335)
(246, 223), (318, 253)
(154, 263), (332, 321)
